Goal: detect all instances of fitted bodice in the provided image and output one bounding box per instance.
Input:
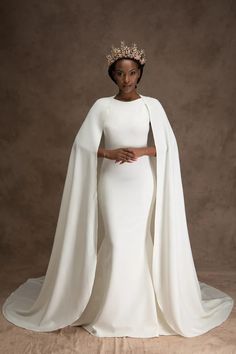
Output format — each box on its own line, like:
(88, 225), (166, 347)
(103, 97), (150, 149)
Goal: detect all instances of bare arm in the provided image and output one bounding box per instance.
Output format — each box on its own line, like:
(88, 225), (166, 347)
(97, 146), (156, 159)
(97, 148), (107, 158)
(139, 146), (156, 157)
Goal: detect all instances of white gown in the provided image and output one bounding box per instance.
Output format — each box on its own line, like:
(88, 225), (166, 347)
(71, 97), (160, 337)
(2, 95), (234, 337)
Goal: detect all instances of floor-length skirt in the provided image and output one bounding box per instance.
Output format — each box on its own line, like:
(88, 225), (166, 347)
(71, 155), (162, 337)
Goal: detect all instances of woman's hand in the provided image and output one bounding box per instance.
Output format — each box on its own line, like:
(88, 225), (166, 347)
(106, 148), (145, 164)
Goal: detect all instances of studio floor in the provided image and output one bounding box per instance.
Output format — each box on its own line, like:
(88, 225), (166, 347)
(0, 264), (236, 354)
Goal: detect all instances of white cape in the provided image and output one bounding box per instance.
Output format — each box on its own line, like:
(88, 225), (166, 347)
(2, 95), (234, 336)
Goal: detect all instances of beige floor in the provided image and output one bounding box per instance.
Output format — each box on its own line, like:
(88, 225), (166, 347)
(1, 264), (236, 354)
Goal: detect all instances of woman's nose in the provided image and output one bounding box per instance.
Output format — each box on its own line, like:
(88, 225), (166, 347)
(123, 75), (129, 83)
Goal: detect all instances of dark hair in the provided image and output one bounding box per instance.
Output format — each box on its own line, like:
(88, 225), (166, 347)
(108, 58), (145, 85)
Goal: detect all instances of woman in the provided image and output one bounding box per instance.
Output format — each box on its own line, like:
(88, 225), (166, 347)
(2, 41), (234, 338)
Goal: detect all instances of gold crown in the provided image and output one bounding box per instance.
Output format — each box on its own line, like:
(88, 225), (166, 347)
(106, 40), (146, 67)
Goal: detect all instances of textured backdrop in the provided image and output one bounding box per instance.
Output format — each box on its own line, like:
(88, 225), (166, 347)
(0, 0), (235, 272)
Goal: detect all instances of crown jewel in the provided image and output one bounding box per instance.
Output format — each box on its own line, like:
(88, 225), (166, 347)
(106, 40), (146, 67)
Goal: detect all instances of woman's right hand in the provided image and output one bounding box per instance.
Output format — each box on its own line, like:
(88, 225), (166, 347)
(106, 148), (137, 164)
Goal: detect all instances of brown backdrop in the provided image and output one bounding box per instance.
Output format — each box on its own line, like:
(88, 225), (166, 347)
(0, 0), (235, 274)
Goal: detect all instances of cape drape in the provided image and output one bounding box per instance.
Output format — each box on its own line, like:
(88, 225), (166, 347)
(2, 95), (234, 336)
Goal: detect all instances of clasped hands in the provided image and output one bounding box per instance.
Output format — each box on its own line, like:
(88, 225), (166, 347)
(109, 147), (145, 164)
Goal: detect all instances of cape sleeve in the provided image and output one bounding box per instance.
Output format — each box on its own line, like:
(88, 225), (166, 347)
(148, 97), (234, 337)
(2, 99), (104, 332)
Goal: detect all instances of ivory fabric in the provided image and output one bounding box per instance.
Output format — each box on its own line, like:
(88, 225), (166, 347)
(2, 95), (234, 337)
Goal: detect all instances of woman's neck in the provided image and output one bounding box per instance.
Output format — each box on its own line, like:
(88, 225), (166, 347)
(114, 90), (140, 101)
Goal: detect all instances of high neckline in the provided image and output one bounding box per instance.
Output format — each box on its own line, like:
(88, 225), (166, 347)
(112, 95), (142, 102)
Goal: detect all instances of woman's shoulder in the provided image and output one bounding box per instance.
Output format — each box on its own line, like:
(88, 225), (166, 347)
(140, 94), (161, 104)
(89, 96), (113, 109)
(94, 96), (113, 104)
(85, 97), (111, 114)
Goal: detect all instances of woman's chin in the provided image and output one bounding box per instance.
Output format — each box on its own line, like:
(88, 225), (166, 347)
(120, 86), (135, 93)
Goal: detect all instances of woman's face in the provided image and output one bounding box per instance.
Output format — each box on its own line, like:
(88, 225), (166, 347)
(112, 59), (140, 94)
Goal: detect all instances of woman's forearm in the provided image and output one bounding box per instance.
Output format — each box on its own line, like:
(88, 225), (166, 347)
(97, 148), (108, 158)
(141, 146), (156, 157)
(97, 147), (156, 158)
